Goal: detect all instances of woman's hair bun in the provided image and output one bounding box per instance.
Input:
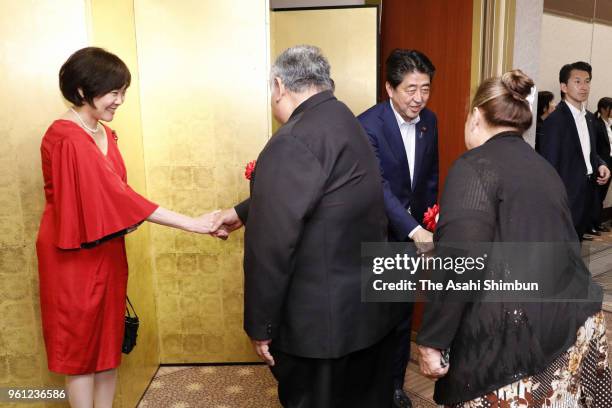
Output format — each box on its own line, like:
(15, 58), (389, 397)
(471, 69), (535, 133)
(500, 69), (534, 102)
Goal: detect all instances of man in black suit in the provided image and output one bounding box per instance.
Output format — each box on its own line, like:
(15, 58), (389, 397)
(213, 45), (402, 407)
(537, 61), (610, 240)
(593, 97), (612, 231)
(357, 49), (439, 408)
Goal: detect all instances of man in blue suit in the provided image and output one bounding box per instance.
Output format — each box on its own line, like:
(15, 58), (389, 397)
(537, 61), (610, 240)
(358, 49), (439, 408)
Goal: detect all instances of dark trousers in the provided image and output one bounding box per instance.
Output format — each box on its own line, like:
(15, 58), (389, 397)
(391, 303), (414, 389)
(575, 177), (597, 239)
(592, 178), (611, 227)
(269, 330), (395, 408)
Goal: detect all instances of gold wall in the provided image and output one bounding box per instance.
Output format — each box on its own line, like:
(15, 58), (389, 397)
(89, 1), (160, 407)
(271, 7), (378, 117)
(1, 0), (376, 405)
(1, 3), (273, 404)
(0, 1), (88, 407)
(0, 0), (160, 406)
(133, 0), (270, 363)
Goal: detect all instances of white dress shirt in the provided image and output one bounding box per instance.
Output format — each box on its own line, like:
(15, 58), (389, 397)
(567, 102), (592, 175)
(606, 118), (612, 157)
(389, 100), (422, 238)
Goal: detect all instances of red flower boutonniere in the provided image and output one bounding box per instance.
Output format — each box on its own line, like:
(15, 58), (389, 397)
(423, 204), (439, 232)
(244, 160), (256, 180)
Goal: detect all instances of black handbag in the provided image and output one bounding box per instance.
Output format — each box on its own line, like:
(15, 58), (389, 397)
(122, 296), (139, 354)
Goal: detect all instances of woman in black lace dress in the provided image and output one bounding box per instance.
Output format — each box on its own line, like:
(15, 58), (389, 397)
(416, 70), (611, 407)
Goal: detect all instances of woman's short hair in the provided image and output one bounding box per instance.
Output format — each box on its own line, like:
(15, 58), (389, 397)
(270, 45), (334, 93)
(596, 97), (612, 118)
(59, 47), (131, 106)
(471, 69), (534, 133)
(385, 49), (435, 89)
(536, 91), (554, 119)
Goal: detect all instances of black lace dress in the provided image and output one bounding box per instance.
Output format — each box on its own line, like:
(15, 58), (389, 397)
(416, 131), (604, 405)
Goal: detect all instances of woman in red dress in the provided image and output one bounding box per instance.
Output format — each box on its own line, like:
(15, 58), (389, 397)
(36, 47), (217, 408)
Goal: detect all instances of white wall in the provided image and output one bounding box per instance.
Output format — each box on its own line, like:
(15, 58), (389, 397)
(591, 23), (612, 109)
(513, 0), (543, 147)
(538, 13), (604, 110)
(539, 13), (612, 205)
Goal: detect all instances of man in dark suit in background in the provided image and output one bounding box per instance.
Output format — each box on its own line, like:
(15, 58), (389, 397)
(358, 49), (439, 408)
(593, 97), (612, 232)
(212, 45), (403, 408)
(537, 61), (610, 240)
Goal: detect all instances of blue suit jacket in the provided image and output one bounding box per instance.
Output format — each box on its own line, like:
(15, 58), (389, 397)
(358, 101), (439, 241)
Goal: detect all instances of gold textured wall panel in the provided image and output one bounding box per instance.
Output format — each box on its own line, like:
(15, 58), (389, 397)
(271, 7), (378, 116)
(89, 1), (160, 407)
(0, 1), (88, 407)
(134, 0), (270, 363)
(1, 1), (162, 406)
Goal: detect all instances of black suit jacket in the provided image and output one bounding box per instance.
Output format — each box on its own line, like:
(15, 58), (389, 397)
(536, 100), (606, 226)
(236, 91), (402, 359)
(595, 117), (612, 167)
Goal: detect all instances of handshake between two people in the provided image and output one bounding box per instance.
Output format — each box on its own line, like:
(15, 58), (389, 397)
(192, 208), (243, 240)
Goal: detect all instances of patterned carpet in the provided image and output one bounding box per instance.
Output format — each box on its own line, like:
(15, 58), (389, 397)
(138, 365), (280, 408)
(138, 363), (437, 408)
(138, 230), (612, 408)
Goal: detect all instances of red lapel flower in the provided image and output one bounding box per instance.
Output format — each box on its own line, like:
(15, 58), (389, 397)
(423, 204), (439, 232)
(244, 160), (257, 180)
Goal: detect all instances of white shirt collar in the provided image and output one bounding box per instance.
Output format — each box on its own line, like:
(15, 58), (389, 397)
(566, 100), (586, 120)
(389, 100), (420, 128)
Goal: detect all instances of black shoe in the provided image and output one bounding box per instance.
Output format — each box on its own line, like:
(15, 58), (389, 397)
(392, 388), (413, 408)
(588, 228), (601, 236)
(595, 224), (610, 232)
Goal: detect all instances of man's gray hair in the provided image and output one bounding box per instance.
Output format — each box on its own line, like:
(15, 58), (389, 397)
(270, 45), (334, 93)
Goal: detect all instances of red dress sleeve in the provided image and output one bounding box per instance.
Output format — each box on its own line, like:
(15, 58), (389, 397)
(51, 136), (158, 249)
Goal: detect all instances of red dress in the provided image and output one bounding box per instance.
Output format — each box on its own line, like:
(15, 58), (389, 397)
(36, 120), (158, 375)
